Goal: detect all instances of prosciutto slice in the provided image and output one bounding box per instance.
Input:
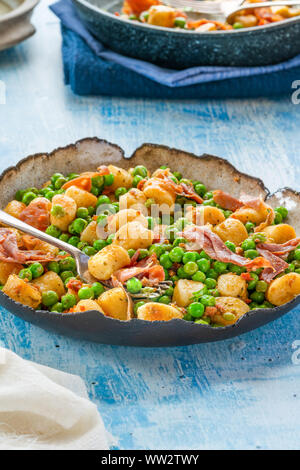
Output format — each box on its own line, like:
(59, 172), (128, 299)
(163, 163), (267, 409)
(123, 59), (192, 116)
(181, 226), (271, 271)
(256, 246), (289, 282)
(19, 197), (50, 232)
(114, 253), (165, 285)
(212, 190), (244, 212)
(0, 228), (63, 264)
(257, 238), (300, 257)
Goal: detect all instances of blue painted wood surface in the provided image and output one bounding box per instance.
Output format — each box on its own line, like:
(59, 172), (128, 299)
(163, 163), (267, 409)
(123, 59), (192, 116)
(0, 1), (300, 450)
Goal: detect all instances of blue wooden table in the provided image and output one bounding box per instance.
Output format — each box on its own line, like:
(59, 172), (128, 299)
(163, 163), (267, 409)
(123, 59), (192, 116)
(0, 1), (300, 450)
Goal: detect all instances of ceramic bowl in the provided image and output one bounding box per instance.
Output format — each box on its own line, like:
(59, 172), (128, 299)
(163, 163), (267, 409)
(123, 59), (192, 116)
(0, 138), (300, 346)
(72, 0), (300, 68)
(0, 0), (39, 52)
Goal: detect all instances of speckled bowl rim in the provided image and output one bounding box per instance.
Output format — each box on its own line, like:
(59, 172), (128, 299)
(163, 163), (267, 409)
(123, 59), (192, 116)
(0, 137), (299, 346)
(0, 0), (39, 24)
(74, 0), (300, 36)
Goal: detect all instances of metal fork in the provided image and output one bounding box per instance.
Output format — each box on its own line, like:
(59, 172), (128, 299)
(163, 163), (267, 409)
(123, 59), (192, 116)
(0, 209), (93, 283)
(166, 0), (300, 22)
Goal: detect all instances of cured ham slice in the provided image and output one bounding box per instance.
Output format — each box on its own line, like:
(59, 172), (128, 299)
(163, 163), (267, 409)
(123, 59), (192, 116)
(256, 246), (289, 282)
(19, 197), (50, 232)
(257, 238), (300, 257)
(114, 253), (165, 285)
(0, 228), (63, 264)
(62, 168), (110, 192)
(181, 226), (271, 271)
(212, 190), (244, 212)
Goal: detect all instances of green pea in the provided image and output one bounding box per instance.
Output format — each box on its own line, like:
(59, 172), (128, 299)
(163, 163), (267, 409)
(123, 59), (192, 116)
(285, 263), (295, 273)
(91, 186), (100, 197)
(233, 22), (244, 29)
(224, 210), (233, 219)
(64, 276), (76, 288)
(274, 211), (282, 224)
(177, 266), (189, 279)
(182, 252), (198, 264)
(275, 206), (288, 219)
(78, 287), (95, 300)
(245, 222), (255, 233)
(134, 301), (145, 314)
(200, 295), (216, 306)
(229, 264), (246, 275)
(45, 190), (55, 201)
(22, 191), (36, 205)
(198, 250), (210, 260)
(67, 172), (80, 181)
(183, 312), (193, 321)
(225, 241), (236, 253)
(126, 277), (142, 294)
(91, 175), (104, 189)
(132, 175), (143, 187)
(51, 172), (63, 184)
(127, 249), (136, 258)
(147, 217), (155, 230)
(173, 171), (182, 181)
(208, 288), (220, 297)
(60, 271), (74, 283)
(72, 218), (88, 234)
(61, 293), (77, 310)
(51, 302), (63, 313)
(54, 176), (67, 190)
(192, 271), (206, 283)
(205, 278), (217, 289)
(133, 165), (148, 178)
(47, 261), (60, 274)
(138, 249), (149, 260)
(194, 183), (206, 197)
(77, 241), (88, 251)
(83, 246), (97, 256)
(29, 263), (44, 279)
(165, 286), (174, 296)
(59, 233), (70, 243)
(106, 234), (115, 245)
(214, 261), (227, 273)
(244, 249), (259, 259)
(223, 312), (236, 322)
(173, 237), (187, 247)
(15, 189), (26, 201)
(45, 225), (61, 238)
(169, 247), (185, 263)
(19, 268), (32, 281)
(158, 295), (171, 304)
(203, 199), (216, 207)
(68, 236), (80, 247)
(96, 195), (111, 207)
(256, 281), (268, 292)
(195, 319), (210, 325)
(206, 269), (218, 279)
(163, 268), (170, 280)
(241, 239), (256, 251)
(160, 253), (173, 269)
(42, 290), (59, 307)
(104, 173), (114, 186)
(187, 302), (205, 318)
(59, 257), (76, 272)
(250, 291), (265, 304)
(91, 282), (105, 297)
(115, 187), (127, 200)
(184, 261), (198, 276)
(93, 239), (107, 251)
(294, 249), (300, 261)
(171, 275), (179, 283)
(76, 207), (89, 219)
(88, 206), (95, 216)
(174, 16), (186, 28)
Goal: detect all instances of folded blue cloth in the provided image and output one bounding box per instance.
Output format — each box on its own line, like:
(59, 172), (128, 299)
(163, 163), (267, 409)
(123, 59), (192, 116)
(50, 0), (300, 97)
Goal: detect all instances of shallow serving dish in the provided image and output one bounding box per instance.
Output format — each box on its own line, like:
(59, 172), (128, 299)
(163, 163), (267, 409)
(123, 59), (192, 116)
(0, 0), (39, 52)
(1, 139), (300, 346)
(72, 0), (300, 68)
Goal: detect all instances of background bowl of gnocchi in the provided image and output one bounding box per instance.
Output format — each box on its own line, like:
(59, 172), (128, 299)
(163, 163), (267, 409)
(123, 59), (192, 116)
(0, 138), (299, 347)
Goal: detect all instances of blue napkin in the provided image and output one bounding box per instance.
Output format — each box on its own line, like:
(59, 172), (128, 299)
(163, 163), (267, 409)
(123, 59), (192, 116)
(50, 0), (300, 97)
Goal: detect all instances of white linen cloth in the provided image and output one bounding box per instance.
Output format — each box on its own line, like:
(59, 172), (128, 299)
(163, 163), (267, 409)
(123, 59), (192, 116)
(0, 347), (109, 450)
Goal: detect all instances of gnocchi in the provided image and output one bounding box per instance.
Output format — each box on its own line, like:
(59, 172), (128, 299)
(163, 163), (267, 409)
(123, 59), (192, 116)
(262, 224), (296, 244)
(137, 302), (183, 321)
(172, 279), (205, 307)
(88, 244), (130, 280)
(217, 273), (248, 300)
(3, 274), (42, 309)
(65, 185), (98, 208)
(214, 218), (248, 245)
(50, 194), (77, 232)
(98, 287), (131, 320)
(267, 273), (300, 306)
(113, 221), (154, 250)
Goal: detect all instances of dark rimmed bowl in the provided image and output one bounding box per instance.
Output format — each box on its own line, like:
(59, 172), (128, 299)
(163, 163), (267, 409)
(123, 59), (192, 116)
(0, 138), (300, 346)
(0, 0), (39, 52)
(72, 0), (300, 68)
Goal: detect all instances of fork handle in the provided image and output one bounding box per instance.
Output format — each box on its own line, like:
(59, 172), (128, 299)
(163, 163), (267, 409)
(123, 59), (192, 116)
(0, 209), (81, 257)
